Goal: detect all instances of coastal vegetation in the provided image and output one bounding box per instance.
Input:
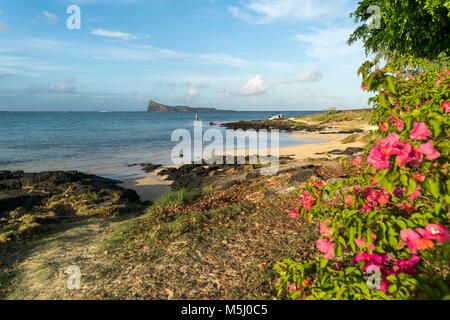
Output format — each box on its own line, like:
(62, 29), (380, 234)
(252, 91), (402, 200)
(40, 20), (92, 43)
(0, 0), (448, 301)
(275, 0), (449, 300)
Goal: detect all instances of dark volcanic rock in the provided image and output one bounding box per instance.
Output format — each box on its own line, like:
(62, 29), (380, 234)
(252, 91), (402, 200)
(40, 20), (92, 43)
(319, 129), (364, 134)
(221, 120), (324, 132)
(157, 155), (293, 191)
(139, 163), (162, 173)
(288, 169), (318, 184)
(0, 171), (140, 215)
(316, 147), (365, 156)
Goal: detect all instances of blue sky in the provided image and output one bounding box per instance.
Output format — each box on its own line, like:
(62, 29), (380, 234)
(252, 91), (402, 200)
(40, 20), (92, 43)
(0, 0), (373, 111)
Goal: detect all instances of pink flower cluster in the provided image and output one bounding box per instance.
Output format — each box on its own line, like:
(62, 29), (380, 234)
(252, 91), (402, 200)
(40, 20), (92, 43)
(355, 252), (391, 292)
(399, 224), (449, 254)
(355, 252), (421, 293)
(441, 101), (449, 113)
(316, 219), (335, 259)
(360, 186), (390, 212)
(436, 76), (446, 88)
(291, 176), (327, 218)
(368, 128), (440, 170)
(355, 233), (377, 250)
(317, 238), (335, 260)
(351, 155), (362, 167)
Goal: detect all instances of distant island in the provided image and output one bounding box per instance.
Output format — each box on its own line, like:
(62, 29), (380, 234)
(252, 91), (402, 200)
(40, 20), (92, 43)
(147, 100), (232, 112)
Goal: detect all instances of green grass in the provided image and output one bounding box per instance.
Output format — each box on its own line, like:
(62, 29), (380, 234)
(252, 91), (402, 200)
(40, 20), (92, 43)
(296, 109), (371, 123)
(149, 187), (208, 209)
(341, 133), (361, 144)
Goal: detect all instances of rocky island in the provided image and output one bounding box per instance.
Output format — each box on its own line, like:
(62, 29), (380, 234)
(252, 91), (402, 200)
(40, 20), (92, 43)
(147, 100), (232, 112)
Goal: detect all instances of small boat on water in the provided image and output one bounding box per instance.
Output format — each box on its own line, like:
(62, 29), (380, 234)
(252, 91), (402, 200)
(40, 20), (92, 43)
(267, 114), (284, 120)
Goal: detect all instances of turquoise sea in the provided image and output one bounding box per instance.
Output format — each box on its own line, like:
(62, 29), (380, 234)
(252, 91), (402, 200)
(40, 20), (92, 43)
(0, 111), (322, 180)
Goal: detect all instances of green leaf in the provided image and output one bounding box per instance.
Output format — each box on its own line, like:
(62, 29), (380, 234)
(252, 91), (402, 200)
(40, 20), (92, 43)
(428, 118), (442, 137)
(407, 178), (417, 195)
(386, 75), (397, 94)
(423, 177), (440, 198)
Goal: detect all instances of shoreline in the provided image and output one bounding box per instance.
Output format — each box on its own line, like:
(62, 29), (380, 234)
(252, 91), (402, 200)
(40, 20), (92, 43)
(119, 130), (366, 201)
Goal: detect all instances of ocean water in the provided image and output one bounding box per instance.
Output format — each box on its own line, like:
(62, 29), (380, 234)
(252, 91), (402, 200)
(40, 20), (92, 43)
(0, 111), (322, 180)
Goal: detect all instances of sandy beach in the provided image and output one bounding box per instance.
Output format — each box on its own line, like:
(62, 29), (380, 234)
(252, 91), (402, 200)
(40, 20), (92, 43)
(119, 131), (366, 201)
(279, 132), (366, 160)
(120, 171), (172, 201)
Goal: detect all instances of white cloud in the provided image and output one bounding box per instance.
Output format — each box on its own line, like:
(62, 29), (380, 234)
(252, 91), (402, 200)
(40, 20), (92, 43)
(296, 27), (364, 61)
(282, 65), (323, 84)
(188, 88), (198, 97)
(229, 0), (352, 23)
(43, 11), (59, 22)
(91, 29), (150, 41)
(11, 38), (251, 68)
(24, 77), (78, 95)
(91, 29), (132, 40)
(238, 74), (270, 96)
(33, 11), (59, 23)
(56, 77), (77, 93)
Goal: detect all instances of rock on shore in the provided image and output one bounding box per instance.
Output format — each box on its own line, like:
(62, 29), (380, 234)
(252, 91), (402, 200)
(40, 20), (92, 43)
(0, 170), (140, 215)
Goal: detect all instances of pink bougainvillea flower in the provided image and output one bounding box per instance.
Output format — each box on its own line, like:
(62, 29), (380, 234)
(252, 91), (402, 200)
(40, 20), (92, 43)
(441, 101), (450, 113)
(354, 238), (366, 248)
(436, 76), (445, 88)
(395, 119), (404, 131)
(290, 209), (299, 219)
(289, 283), (296, 291)
(320, 219), (332, 238)
(303, 279), (309, 287)
(414, 173), (426, 182)
(353, 186), (362, 195)
(364, 187), (390, 206)
(302, 200), (314, 211)
(379, 281), (389, 293)
(345, 194), (354, 205)
(399, 228), (434, 253)
(425, 224), (450, 244)
(393, 187), (406, 197)
(367, 147), (391, 170)
(351, 155), (362, 167)
(312, 179), (327, 187)
(417, 141), (440, 160)
(361, 84), (367, 91)
(409, 122), (432, 140)
(317, 238), (335, 260)
(379, 122), (389, 132)
(361, 203), (372, 212)
(354, 233), (377, 249)
(393, 141), (423, 168)
(396, 203), (415, 214)
(389, 114), (396, 123)
(408, 186), (421, 202)
(356, 252), (388, 266)
(394, 255), (420, 275)
(378, 133), (400, 155)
